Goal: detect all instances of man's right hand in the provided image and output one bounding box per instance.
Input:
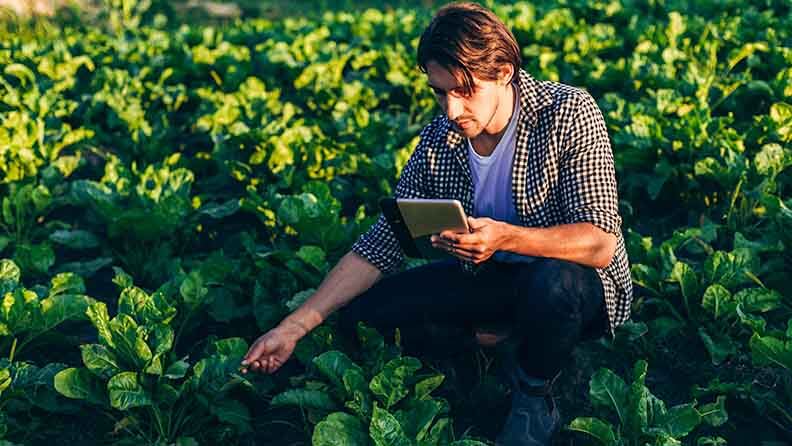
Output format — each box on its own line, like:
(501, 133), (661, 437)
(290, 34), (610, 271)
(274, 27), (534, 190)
(240, 324), (300, 374)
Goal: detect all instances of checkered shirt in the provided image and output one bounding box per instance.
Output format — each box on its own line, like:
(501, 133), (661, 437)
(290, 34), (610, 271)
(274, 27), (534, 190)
(351, 69), (633, 337)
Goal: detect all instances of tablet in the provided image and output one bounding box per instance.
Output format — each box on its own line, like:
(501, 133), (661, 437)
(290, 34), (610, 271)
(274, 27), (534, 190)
(379, 198), (470, 260)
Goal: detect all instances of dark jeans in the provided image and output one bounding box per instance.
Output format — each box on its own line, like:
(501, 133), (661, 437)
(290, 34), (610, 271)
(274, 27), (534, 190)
(336, 257), (608, 380)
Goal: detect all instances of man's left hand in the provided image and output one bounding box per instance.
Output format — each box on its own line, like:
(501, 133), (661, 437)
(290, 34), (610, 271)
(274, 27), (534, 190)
(431, 216), (510, 264)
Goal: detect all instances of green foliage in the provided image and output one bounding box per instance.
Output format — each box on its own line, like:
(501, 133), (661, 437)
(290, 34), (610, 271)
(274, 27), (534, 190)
(568, 360), (728, 446)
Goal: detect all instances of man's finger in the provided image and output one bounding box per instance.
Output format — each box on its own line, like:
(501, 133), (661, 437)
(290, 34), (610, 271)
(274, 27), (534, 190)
(433, 238), (480, 253)
(243, 338), (271, 365)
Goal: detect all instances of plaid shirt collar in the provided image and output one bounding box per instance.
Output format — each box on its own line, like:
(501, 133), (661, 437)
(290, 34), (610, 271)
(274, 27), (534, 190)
(442, 69), (554, 150)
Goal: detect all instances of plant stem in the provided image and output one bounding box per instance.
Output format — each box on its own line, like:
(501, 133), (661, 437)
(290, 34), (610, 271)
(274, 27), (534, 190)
(8, 338), (17, 362)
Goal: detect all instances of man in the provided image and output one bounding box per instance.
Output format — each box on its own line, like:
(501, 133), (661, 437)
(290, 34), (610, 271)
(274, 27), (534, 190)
(241, 3), (633, 445)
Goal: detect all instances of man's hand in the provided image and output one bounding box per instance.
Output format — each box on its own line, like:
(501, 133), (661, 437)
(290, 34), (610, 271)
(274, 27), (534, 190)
(431, 216), (510, 264)
(240, 322), (302, 374)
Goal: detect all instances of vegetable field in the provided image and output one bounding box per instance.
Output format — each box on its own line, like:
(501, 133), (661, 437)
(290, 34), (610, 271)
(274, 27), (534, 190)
(0, 0), (790, 444)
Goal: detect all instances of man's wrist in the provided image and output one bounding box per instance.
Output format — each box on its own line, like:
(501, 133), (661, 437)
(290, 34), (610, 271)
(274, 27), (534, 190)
(278, 317), (311, 341)
(498, 221), (522, 253)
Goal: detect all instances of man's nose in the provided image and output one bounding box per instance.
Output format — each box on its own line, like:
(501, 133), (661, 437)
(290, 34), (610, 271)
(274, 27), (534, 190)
(446, 95), (464, 121)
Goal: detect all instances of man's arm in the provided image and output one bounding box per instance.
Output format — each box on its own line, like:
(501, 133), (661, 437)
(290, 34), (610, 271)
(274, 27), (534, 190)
(499, 221), (616, 269)
(241, 251), (383, 374)
(275, 251), (383, 341)
(433, 217), (616, 269)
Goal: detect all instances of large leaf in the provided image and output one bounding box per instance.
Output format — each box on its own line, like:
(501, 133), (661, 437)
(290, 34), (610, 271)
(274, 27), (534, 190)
(734, 288), (782, 314)
(80, 344), (121, 380)
(370, 357), (422, 409)
(40, 293), (93, 331)
(567, 417), (617, 445)
(48, 273), (86, 297)
(108, 314), (152, 370)
(624, 360), (649, 437)
(53, 367), (105, 405)
(48, 230), (100, 250)
(270, 388), (338, 411)
(180, 271), (209, 309)
(209, 398), (251, 433)
(395, 399), (441, 441)
(107, 372), (152, 410)
(701, 284), (734, 320)
(698, 327), (737, 366)
(698, 396), (728, 427)
(657, 403), (701, 437)
(669, 261), (698, 304)
(86, 301), (114, 348)
(313, 350), (364, 391)
(312, 412), (369, 446)
(588, 368), (628, 423)
(370, 405), (411, 446)
(749, 331), (792, 370)
(343, 367), (373, 419)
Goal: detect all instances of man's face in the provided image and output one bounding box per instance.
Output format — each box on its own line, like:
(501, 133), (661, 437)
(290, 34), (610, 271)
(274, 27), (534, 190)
(425, 60), (505, 138)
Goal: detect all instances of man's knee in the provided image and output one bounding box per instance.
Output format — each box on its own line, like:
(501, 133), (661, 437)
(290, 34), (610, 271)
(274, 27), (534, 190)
(514, 258), (591, 321)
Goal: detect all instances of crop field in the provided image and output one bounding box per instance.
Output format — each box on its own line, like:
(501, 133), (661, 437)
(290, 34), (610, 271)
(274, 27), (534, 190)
(0, 0), (790, 445)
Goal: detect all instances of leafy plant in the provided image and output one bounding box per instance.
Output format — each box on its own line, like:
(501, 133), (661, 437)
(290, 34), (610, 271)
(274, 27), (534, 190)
(568, 360), (728, 446)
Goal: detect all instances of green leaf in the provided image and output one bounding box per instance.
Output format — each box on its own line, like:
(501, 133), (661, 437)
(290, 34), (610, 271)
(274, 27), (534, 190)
(343, 367), (373, 419)
(112, 267), (133, 290)
(4, 63), (36, 86)
(109, 314), (152, 370)
(357, 322), (387, 372)
(180, 271), (209, 309)
(164, 358), (190, 379)
(370, 357), (422, 409)
(14, 243), (55, 274)
(312, 412), (369, 446)
(49, 230), (100, 250)
(669, 261), (698, 303)
(80, 344), (121, 380)
(625, 360), (649, 436)
(734, 288), (782, 313)
(270, 388), (338, 411)
(749, 332), (792, 370)
(735, 304), (767, 334)
(86, 302), (114, 348)
(296, 245), (328, 272)
(313, 350), (364, 391)
(698, 396), (728, 427)
(698, 327), (737, 366)
(0, 369), (10, 396)
(118, 287), (177, 325)
(210, 399), (251, 432)
(197, 200), (240, 219)
(657, 403), (701, 437)
(0, 259), (21, 286)
(414, 374), (445, 400)
(107, 372), (152, 410)
(396, 399), (441, 441)
(567, 417), (617, 445)
(286, 289), (315, 312)
(701, 284), (734, 319)
(213, 337), (249, 359)
(40, 293), (92, 331)
(49, 273), (86, 297)
(54, 367), (105, 405)
(589, 368), (628, 423)
(370, 405), (411, 446)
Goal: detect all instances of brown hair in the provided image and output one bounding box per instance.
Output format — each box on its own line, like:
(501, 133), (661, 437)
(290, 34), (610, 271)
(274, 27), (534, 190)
(417, 2), (522, 95)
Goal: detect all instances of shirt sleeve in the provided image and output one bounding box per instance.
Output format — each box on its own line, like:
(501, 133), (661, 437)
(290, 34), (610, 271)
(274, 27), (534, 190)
(558, 91), (622, 236)
(350, 126), (432, 274)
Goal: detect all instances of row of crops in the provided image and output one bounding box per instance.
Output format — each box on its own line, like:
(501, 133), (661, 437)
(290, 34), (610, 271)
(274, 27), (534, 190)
(0, 0), (790, 444)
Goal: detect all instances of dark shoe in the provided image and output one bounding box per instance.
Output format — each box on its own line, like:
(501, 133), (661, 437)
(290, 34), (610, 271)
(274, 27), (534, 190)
(495, 364), (561, 446)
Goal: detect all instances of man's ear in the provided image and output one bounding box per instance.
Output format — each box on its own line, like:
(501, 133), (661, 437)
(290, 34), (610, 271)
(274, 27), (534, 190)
(498, 64), (515, 85)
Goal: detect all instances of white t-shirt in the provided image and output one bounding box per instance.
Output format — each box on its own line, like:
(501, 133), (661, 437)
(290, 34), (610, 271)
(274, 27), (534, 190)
(467, 87), (537, 264)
